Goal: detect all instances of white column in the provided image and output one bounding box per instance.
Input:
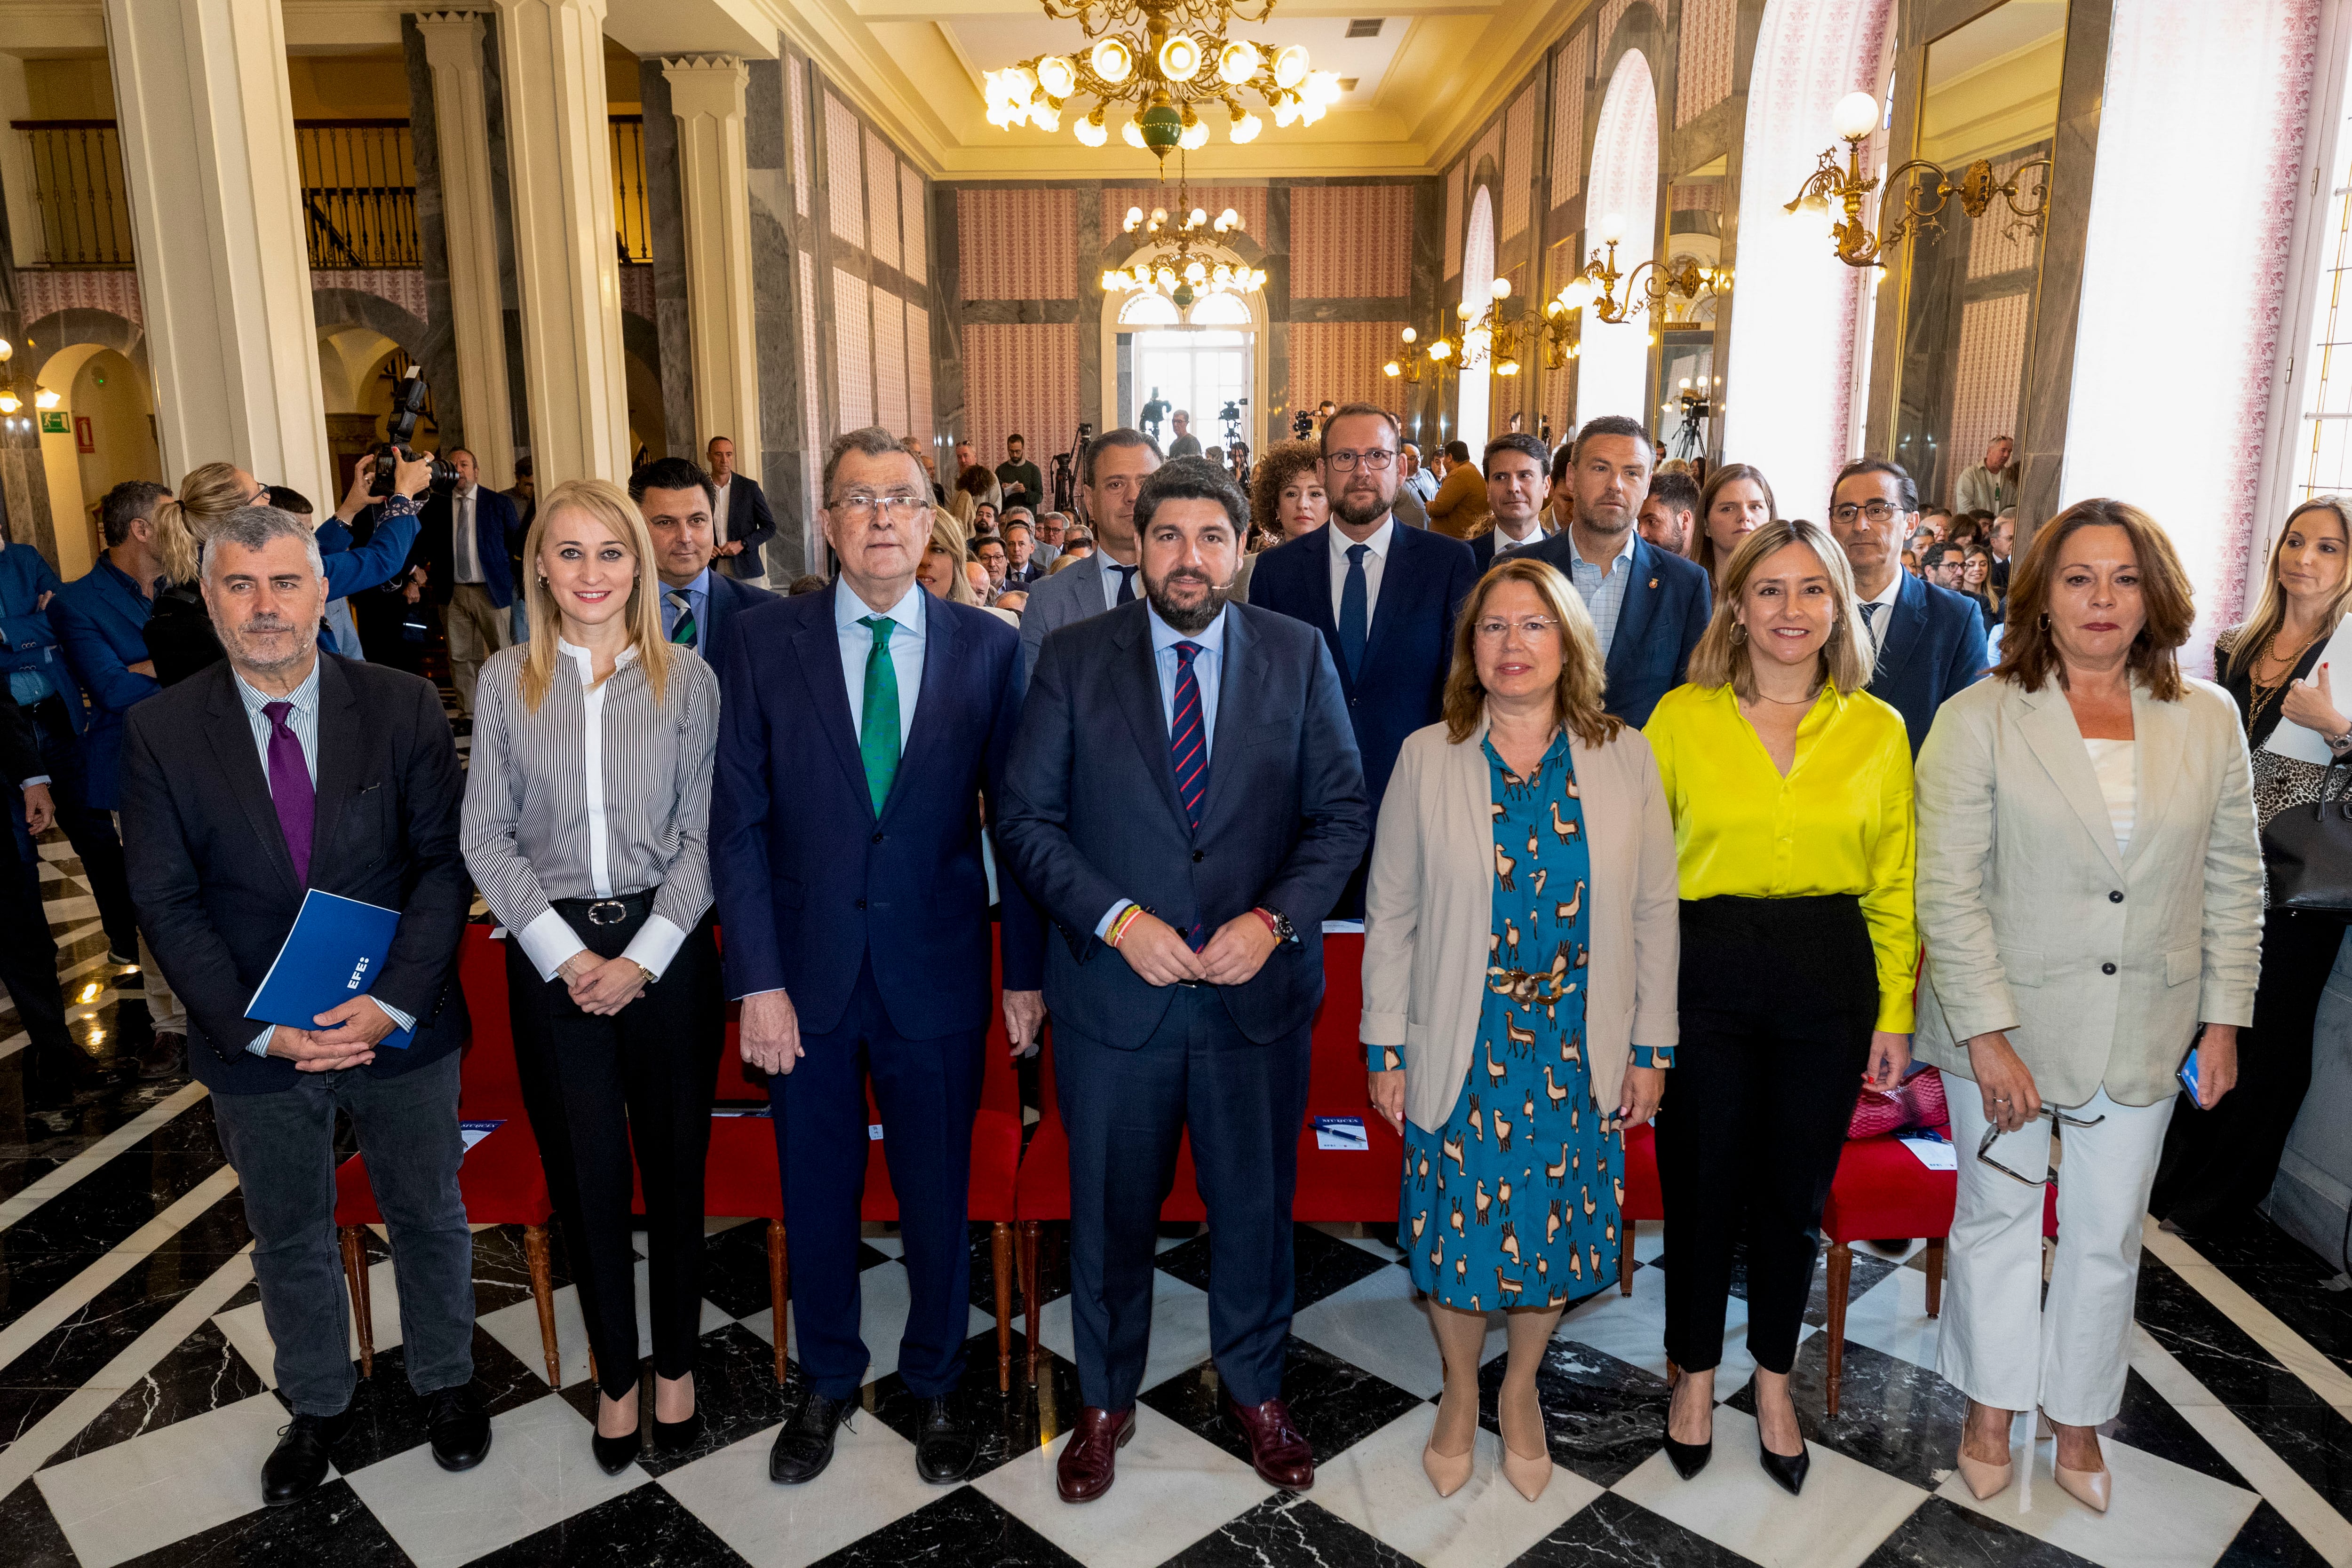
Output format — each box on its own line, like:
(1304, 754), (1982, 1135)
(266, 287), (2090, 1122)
(662, 54), (759, 478)
(491, 0), (628, 483)
(0, 53), (45, 269)
(101, 0), (329, 497)
(416, 11), (517, 486)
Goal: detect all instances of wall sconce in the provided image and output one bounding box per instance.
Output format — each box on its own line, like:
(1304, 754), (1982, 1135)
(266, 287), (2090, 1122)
(1383, 324), (1457, 388)
(1787, 91), (2052, 268)
(1551, 212), (1728, 326)
(1458, 276), (1524, 375)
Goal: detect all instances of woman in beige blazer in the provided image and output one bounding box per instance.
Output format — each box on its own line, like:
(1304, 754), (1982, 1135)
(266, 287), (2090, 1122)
(1363, 557), (1680, 1504)
(1915, 499), (2262, 1514)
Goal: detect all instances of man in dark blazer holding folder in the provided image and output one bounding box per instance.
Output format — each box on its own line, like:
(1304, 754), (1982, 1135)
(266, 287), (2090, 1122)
(119, 504), (485, 1505)
(999, 458), (1367, 1505)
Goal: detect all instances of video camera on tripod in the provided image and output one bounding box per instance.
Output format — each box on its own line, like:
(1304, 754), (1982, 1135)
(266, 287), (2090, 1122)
(1051, 420), (1093, 515)
(369, 366), (463, 499)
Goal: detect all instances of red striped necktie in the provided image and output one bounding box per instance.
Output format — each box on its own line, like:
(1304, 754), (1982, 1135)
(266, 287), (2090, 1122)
(1169, 641), (1209, 950)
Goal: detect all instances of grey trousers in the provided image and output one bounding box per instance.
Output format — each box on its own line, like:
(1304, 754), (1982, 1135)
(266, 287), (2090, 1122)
(210, 1051), (475, 1415)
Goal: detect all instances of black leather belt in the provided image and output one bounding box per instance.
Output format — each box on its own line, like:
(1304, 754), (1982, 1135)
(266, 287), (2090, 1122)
(552, 890), (652, 927)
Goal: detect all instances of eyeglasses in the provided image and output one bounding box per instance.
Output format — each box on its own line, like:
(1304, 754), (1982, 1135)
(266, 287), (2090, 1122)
(1324, 449), (1397, 472)
(1830, 499), (1902, 525)
(1473, 616), (1560, 641)
(832, 492), (929, 522)
(1976, 1106), (2106, 1186)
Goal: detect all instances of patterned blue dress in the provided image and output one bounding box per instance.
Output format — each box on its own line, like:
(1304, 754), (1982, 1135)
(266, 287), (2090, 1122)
(1372, 734), (1673, 1312)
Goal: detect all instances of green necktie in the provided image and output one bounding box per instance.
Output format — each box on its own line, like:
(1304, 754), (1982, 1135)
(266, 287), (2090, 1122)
(666, 589), (697, 648)
(858, 615), (901, 815)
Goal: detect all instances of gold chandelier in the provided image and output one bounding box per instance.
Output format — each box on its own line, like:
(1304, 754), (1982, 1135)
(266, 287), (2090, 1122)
(985, 0), (1341, 170)
(1787, 92), (2052, 268)
(1101, 166), (1265, 308)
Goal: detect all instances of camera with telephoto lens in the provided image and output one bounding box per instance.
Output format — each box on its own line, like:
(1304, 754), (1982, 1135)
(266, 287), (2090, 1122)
(370, 367), (462, 498)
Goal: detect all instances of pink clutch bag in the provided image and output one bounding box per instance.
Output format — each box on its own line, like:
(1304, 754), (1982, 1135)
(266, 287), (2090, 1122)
(1847, 1066), (1950, 1139)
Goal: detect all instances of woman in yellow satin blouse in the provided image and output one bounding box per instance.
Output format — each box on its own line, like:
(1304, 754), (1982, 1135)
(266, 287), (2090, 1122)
(1641, 517), (1915, 1499)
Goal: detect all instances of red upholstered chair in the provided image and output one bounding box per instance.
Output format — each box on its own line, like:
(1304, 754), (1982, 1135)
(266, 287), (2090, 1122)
(1616, 1123), (1665, 1294)
(336, 927), (564, 1387)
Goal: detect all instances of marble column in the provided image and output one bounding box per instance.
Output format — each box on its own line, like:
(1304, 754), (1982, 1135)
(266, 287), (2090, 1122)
(490, 0), (628, 482)
(101, 0), (330, 496)
(416, 11), (517, 484)
(661, 55), (759, 475)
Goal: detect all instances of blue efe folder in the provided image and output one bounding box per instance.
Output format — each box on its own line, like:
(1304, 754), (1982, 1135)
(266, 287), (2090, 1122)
(246, 889), (414, 1048)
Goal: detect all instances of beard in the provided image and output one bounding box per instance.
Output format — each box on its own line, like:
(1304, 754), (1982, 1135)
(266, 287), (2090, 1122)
(216, 612), (318, 675)
(1332, 481), (1393, 530)
(1146, 566), (1230, 634)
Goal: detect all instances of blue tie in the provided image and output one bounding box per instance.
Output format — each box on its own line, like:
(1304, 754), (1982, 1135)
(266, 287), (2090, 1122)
(1169, 641), (1210, 949)
(1339, 543), (1369, 681)
(1112, 564), (1138, 604)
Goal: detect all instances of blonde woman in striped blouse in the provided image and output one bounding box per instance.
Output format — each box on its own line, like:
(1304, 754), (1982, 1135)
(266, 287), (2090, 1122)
(461, 478), (721, 1475)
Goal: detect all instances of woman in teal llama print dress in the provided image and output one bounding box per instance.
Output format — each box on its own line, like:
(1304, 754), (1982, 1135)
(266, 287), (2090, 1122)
(1361, 560), (1683, 1504)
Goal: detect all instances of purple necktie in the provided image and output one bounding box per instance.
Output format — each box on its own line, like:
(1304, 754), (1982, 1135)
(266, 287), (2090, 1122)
(263, 700), (315, 887)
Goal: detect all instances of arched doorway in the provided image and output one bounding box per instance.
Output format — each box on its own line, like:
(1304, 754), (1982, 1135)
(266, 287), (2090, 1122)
(1580, 51), (1660, 433)
(1458, 187), (1497, 449)
(32, 341), (160, 578)
(1100, 245), (1269, 460)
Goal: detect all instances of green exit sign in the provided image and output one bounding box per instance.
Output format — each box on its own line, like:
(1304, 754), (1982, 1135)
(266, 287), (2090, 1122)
(39, 411), (67, 435)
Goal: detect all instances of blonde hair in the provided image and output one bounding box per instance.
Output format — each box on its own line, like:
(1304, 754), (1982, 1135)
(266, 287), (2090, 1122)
(516, 479), (675, 713)
(154, 461), (252, 583)
(2224, 497), (2352, 681)
(927, 508), (978, 606)
(1688, 518), (1874, 701)
(1440, 557), (1621, 749)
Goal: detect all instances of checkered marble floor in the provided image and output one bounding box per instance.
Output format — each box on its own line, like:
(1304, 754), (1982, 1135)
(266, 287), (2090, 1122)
(4, 795), (2351, 1565)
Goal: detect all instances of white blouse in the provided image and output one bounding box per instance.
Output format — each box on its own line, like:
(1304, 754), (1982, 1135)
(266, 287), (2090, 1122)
(2083, 737), (2137, 855)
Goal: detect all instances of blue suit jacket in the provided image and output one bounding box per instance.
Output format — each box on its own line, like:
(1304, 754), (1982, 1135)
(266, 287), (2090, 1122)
(0, 542), (80, 736)
(997, 600), (1369, 1046)
(1870, 570), (1992, 755)
(709, 582), (1042, 1040)
(48, 556), (163, 809)
(1513, 530), (1710, 729)
(1241, 522), (1476, 816)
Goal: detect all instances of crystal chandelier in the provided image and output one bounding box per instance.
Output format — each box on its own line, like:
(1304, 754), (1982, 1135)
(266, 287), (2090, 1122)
(985, 0), (1342, 170)
(1100, 164), (1266, 308)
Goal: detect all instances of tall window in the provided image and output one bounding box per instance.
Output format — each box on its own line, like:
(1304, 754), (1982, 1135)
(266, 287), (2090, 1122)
(1458, 188), (1496, 449)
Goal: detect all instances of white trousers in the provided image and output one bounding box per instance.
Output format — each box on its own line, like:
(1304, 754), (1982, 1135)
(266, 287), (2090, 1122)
(1937, 1084), (2174, 1426)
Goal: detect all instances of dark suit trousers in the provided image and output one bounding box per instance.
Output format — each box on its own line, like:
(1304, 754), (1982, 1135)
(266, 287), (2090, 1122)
(507, 901), (723, 1401)
(19, 695), (138, 958)
(772, 954), (984, 1400)
(2152, 907), (2346, 1229)
(0, 849), (76, 1093)
(1657, 895), (1875, 1377)
(1058, 984), (1311, 1411)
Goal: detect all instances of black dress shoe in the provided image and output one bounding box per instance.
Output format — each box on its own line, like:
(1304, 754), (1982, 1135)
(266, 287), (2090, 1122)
(591, 1421), (642, 1475)
(262, 1408), (353, 1505)
(770, 1391), (851, 1484)
(1759, 1439), (1810, 1496)
(426, 1385), (491, 1472)
(913, 1394), (977, 1484)
(1663, 1433), (1713, 1480)
(652, 1410), (703, 1455)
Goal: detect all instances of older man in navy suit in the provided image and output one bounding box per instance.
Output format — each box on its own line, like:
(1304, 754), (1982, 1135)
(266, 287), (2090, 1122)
(1515, 415), (1711, 728)
(712, 428), (1043, 1489)
(1828, 458), (1990, 753)
(999, 457), (1368, 1505)
(1243, 404), (1474, 917)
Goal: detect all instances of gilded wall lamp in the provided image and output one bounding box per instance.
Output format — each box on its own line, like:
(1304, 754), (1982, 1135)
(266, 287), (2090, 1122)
(1552, 213), (1728, 325)
(1382, 325), (1456, 389)
(1787, 91), (2052, 268)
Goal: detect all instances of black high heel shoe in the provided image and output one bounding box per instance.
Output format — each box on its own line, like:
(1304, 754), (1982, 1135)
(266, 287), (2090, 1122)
(592, 1394), (642, 1474)
(1663, 1364), (1713, 1481)
(652, 1410), (702, 1454)
(1756, 1385), (1810, 1496)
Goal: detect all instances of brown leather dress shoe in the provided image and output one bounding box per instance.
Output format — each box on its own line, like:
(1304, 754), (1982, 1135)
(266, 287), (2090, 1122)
(137, 1031), (185, 1081)
(1225, 1395), (1315, 1490)
(1056, 1407), (1135, 1503)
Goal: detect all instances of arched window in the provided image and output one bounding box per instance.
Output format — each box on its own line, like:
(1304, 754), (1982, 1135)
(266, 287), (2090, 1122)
(1459, 187), (1496, 448)
(1580, 51), (1659, 436)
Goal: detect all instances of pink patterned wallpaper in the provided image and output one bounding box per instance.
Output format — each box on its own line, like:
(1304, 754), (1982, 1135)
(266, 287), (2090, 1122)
(312, 269), (429, 322)
(834, 267), (873, 430)
(1288, 321), (1408, 419)
(1291, 185), (1414, 297)
(1551, 30), (1589, 212)
(901, 166), (928, 284)
(1966, 150), (2047, 280)
(16, 268), (144, 327)
(874, 291), (908, 435)
(1503, 87), (1538, 241)
(826, 94), (864, 249)
(961, 323), (1078, 466)
(866, 128), (900, 272)
(1947, 292), (2030, 501)
(1599, 0), (1632, 44)
(957, 189), (1078, 300)
(907, 301), (934, 445)
(1100, 185), (1268, 250)
(615, 267), (653, 320)
(799, 249), (822, 522)
(1474, 123), (1504, 184)
(1677, 0), (1739, 127)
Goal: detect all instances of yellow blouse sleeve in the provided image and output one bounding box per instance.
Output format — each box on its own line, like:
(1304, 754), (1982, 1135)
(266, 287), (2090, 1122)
(1861, 722), (1917, 1033)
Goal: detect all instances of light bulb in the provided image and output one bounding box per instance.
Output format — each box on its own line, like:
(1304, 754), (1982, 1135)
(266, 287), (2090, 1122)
(1009, 66), (1037, 104)
(1456, 301), (1475, 321)
(1092, 38), (1133, 85)
(1273, 44), (1309, 90)
(1565, 277), (1595, 309)
(1601, 212), (1625, 242)
(1302, 98), (1326, 125)
(1219, 207), (1240, 230)
(1180, 121), (1209, 150)
(1832, 90), (1882, 141)
(1152, 207), (1168, 225)
(1679, 377), (1692, 389)
(0, 389), (17, 415)
(1384, 361), (1402, 378)
(1217, 41), (1261, 86)
(1037, 55), (1077, 100)
(1123, 119), (1146, 148)
(1185, 260), (1207, 283)
(1306, 71), (1342, 105)
(1189, 207), (1206, 228)
(1075, 111), (1109, 147)
(1429, 341), (1452, 361)
(33, 385), (59, 410)
(1273, 97), (1301, 128)
(1156, 266), (1176, 289)
(1401, 326), (1418, 344)
(1229, 109), (1262, 143)
(1102, 270), (1120, 291)
(1491, 277), (1512, 300)
(1497, 358), (1519, 377)
(0, 338), (12, 363)
(1125, 205), (1145, 231)
(1160, 32), (1202, 82)
(1031, 101), (1061, 133)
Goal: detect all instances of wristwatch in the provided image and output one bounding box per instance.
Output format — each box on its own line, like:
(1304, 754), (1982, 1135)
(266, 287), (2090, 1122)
(2327, 729), (2352, 753)
(1254, 905), (1297, 946)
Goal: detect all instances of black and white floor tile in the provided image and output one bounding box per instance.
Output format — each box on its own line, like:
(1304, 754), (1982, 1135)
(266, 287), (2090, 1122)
(5, 824), (2352, 1565)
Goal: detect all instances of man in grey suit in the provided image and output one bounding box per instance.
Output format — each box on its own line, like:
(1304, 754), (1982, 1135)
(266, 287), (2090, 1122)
(1018, 428), (1164, 692)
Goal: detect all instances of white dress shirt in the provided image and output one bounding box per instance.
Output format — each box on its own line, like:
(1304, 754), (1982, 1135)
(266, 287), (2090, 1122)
(1327, 516), (1396, 626)
(1097, 554), (1142, 611)
(1859, 571), (1904, 655)
(712, 478), (733, 546)
(1097, 602), (1230, 937)
(835, 580), (925, 749)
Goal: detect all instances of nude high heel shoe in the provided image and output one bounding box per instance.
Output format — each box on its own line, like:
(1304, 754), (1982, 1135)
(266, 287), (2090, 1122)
(1955, 1405), (2014, 1500)
(1422, 1437), (1474, 1498)
(1497, 1386), (1554, 1501)
(2042, 1411), (2111, 1513)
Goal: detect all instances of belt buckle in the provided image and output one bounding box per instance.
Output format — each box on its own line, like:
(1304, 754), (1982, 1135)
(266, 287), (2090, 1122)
(585, 899), (628, 927)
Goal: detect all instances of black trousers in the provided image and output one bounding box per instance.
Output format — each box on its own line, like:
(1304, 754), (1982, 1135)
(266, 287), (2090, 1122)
(507, 895), (723, 1401)
(1657, 895), (1875, 1377)
(2151, 906), (2346, 1230)
(18, 695), (139, 958)
(0, 847), (75, 1097)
